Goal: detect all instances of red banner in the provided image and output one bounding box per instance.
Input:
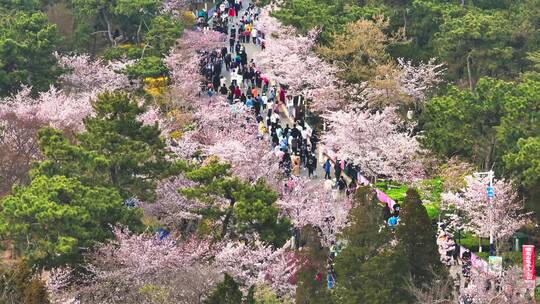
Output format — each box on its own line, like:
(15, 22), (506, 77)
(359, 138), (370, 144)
(522, 245), (535, 281)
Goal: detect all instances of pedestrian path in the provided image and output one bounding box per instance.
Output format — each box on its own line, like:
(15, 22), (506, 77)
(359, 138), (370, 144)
(216, 1), (327, 183)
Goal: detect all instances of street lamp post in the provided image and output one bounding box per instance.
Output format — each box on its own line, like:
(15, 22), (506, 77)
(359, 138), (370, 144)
(473, 170), (495, 256)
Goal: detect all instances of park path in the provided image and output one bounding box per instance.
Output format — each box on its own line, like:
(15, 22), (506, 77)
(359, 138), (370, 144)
(217, 1), (328, 183)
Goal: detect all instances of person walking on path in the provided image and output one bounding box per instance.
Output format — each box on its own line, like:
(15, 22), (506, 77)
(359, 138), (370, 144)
(251, 27), (258, 44)
(324, 159), (332, 180)
(225, 52), (232, 71)
(307, 153), (317, 178)
(334, 158), (342, 182)
(279, 87), (286, 104)
(291, 153), (301, 176)
(228, 6), (236, 18)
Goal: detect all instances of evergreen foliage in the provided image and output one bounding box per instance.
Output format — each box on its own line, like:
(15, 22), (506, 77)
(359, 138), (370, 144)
(0, 175), (142, 267)
(181, 159), (291, 246)
(204, 274), (244, 304)
(332, 187), (412, 304)
(396, 189), (446, 287)
(33, 92), (180, 202)
(0, 11), (61, 96)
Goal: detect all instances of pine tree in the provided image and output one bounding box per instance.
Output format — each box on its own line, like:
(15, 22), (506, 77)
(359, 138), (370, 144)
(295, 226), (334, 304)
(181, 158), (290, 246)
(34, 92), (180, 202)
(204, 274), (243, 304)
(396, 189), (446, 287)
(332, 187), (412, 304)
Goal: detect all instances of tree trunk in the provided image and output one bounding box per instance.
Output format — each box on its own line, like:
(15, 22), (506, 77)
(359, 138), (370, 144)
(136, 18), (143, 46)
(221, 203), (234, 238)
(466, 53), (474, 90)
(483, 136), (496, 170)
(403, 9), (407, 34)
(102, 10), (115, 46)
(221, 191), (235, 237)
(110, 165), (118, 187)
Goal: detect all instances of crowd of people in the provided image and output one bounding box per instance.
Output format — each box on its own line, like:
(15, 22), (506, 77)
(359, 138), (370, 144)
(198, 0), (330, 184)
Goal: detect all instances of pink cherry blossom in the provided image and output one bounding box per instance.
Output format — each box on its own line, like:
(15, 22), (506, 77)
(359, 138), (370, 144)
(139, 176), (205, 226)
(252, 12), (342, 113)
(462, 266), (532, 304)
(216, 241), (297, 296)
(397, 57), (446, 105)
(56, 53), (133, 92)
(442, 175), (530, 244)
(277, 177), (352, 247)
(321, 107), (425, 182)
(160, 0), (192, 14)
(0, 86), (95, 131)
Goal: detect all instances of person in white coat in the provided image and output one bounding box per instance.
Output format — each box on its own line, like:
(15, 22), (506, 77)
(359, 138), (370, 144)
(251, 28), (258, 44)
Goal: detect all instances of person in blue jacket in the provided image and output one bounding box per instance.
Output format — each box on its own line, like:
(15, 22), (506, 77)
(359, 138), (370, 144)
(323, 159), (332, 180)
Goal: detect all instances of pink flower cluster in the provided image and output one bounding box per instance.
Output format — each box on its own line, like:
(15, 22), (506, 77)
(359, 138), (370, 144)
(322, 107), (425, 182)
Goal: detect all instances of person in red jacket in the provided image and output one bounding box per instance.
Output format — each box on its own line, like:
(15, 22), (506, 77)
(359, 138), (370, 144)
(228, 7), (235, 18)
(279, 87), (286, 104)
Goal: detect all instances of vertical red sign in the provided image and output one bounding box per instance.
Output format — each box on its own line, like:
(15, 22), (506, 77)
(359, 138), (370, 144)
(522, 245), (535, 281)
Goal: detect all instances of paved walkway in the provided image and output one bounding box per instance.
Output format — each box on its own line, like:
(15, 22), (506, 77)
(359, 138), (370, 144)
(217, 1), (328, 183)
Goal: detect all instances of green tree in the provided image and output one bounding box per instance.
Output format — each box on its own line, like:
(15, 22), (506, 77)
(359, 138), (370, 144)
(271, 0), (386, 43)
(295, 226), (333, 304)
(204, 274), (243, 304)
(420, 78), (510, 169)
(332, 187), (412, 304)
(396, 189), (446, 287)
(496, 77), (540, 157)
(0, 0), (51, 11)
(433, 8), (515, 86)
(181, 159), (290, 246)
(34, 92), (179, 202)
(145, 15), (184, 55)
(504, 137), (540, 190)
(0, 175), (142, 267)
(69, 0), (160, 45)
(503, 137), (540, 221)
(124, 56), (169, 79)
(0, 11), (61, 96)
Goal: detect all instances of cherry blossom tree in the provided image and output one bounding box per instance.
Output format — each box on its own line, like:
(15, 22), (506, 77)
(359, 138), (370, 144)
(206, 138), (281, 183)
(56, 53), (133, 92)
(276, 177), (352, 247)
(177, 30), (226, 53)
(0, 111), (43, 196)
(161, 0), (192, 14)
(165, 30), (225, 106)
(322, 107), (425, 182)
(48, 228), (298, 302)
(397, 57), (446, 108)
(139, 176), (204, 228)
(0, 86), (95, 131)
(215, 241), (297, 297)
(168, 130), (204, 159)
(441, 175), (529, 247)
(186, 99), (282, 183)
(164, 50), (202, 106)
(48, 228), (224, 304)
(0, 54), (133, 132)
(191, 98), (256, 145)
(253, 13), (342, 113)
(461, 266), (532, 304)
